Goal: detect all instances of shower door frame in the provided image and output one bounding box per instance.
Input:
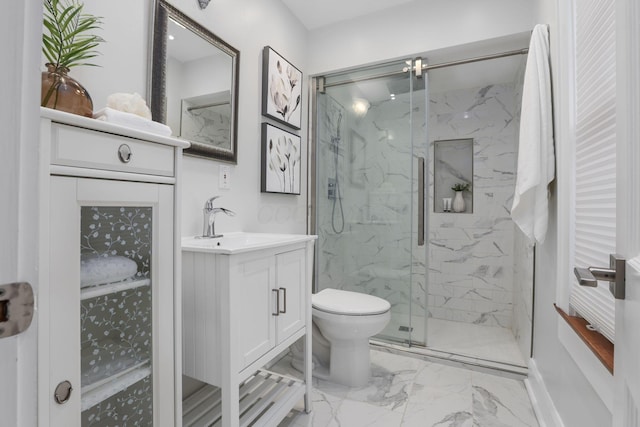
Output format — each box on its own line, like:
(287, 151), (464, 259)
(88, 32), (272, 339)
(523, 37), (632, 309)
(308, 47), (535, 363)
(307, 59), (428, 346)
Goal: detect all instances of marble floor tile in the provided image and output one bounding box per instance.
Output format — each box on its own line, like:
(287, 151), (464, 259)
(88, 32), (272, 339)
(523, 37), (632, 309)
(427, 318), (526, 366)
(379, 315), (526, 366)
(470, 371), (539, 427)
(345, 351), (424, 413)
(274, 349), (539, 427)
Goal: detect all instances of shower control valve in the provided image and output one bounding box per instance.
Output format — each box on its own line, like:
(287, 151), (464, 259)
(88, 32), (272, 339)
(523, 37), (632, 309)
(328, 178), (336, 200)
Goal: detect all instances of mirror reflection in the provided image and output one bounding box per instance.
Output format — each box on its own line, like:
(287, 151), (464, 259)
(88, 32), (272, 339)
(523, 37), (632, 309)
(151, 0), (239, 162)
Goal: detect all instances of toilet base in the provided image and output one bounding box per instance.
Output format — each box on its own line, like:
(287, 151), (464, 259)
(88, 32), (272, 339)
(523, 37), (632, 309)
(290, 356), (330, 381)
(328, 338), (371, 387)
(290, 336), (372, 387)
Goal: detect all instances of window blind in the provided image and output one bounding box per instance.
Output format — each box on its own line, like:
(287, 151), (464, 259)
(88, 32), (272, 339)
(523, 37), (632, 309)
(570, 0), (616, 343)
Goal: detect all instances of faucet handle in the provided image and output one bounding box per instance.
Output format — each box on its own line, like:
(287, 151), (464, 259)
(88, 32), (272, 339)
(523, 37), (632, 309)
(204, 196), (220, 210)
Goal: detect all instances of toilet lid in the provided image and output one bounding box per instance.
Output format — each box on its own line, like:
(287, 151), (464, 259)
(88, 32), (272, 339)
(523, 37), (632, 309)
(312, 288), (391, 315)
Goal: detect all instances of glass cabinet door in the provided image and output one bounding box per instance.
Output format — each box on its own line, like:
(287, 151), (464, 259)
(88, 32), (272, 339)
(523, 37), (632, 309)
(48, 177), (175, 426)
(80, 205), (154, 425)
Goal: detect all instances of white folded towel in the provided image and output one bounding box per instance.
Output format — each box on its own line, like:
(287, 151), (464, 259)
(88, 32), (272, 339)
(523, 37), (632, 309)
(80, 255), (139, 287)
(94, 107), (173, 137)
(511, 24), (555, 245)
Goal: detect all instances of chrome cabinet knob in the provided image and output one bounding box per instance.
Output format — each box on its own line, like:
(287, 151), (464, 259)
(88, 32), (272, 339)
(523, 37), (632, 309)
(118, 144), (132, 163)
(54, 380), (73, 404)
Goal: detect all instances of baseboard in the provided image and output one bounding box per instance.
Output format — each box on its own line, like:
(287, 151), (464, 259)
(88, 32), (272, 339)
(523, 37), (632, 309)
(525, 359), (565, 427)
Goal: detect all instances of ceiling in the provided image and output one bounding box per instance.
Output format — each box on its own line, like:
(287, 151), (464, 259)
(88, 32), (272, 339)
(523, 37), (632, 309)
(280, 0), (415, 30)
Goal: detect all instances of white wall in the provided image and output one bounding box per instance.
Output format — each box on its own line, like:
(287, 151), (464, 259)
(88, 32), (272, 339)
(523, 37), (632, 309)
(169, 0), (309, 236)
(70, 0), (153, 108)
(529, 0), (612, 426)
(307, 0), (534, 74)
(77, 0), (309, 237)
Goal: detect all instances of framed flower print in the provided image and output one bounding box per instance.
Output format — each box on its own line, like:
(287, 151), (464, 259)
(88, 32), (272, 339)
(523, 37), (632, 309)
(261, 123), (301, 195)
(262, 46), (302, 130)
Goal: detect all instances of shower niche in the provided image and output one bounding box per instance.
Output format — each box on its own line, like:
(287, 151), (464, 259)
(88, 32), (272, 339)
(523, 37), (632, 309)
(433, 138), (473, 213)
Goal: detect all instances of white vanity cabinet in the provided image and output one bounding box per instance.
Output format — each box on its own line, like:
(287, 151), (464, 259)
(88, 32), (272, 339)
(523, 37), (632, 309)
(39, 108), (188, 427)
(237, 248), (306, 368)
(182, 234), (316, 427)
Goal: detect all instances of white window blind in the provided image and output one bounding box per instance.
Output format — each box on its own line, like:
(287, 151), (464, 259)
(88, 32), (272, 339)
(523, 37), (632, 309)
(570, 0), (616, 343)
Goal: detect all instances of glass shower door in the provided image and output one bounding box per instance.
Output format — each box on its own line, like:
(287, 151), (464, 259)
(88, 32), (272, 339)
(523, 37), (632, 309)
(314, 60), (428, 345)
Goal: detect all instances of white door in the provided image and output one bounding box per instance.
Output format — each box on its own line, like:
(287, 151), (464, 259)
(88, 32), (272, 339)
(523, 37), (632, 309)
(613, 0), (640, 424)
(0, 2), (39, 426)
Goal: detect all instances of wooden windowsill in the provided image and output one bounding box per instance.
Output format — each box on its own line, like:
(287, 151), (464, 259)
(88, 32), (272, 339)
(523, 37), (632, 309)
(554, 304), (614, 374)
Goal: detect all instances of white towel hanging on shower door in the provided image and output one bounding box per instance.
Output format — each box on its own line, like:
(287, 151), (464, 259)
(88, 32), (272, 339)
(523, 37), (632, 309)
(511, 24), (555, 245)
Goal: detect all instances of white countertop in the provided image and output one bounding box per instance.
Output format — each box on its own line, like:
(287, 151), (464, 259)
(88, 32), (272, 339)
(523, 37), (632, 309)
(41, 107), (190, 149)
(182, 232), (317, 255)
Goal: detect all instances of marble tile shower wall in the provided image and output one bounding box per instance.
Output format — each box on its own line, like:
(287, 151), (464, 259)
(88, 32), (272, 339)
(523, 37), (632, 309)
(317, 83), (527, 334)
(512, 228), (534, 357)
(427, 83), (520, 328)
(316, 92), (425, 319)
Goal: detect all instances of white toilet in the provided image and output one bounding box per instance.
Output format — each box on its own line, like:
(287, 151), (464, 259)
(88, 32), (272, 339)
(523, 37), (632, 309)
(310, 288), (391, 387)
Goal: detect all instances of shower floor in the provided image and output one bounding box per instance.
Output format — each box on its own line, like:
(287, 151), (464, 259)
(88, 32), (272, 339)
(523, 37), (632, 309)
(379, 315), (526, 367)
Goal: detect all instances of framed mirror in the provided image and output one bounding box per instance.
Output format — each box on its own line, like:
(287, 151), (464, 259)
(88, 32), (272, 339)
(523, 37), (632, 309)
(150, 0), (239, 163)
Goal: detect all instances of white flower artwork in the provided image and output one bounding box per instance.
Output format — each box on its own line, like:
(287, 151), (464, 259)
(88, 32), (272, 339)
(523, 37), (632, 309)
(261, 123), (301, 194)
(262, 46), (302, 129)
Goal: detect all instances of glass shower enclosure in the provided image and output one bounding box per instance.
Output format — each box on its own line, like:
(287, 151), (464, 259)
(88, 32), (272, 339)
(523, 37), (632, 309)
(312, 60), (428, 346)
(311, 49), (533, 368)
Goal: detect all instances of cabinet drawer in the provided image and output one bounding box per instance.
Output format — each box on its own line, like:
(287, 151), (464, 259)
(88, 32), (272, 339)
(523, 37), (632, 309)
(51, 123), (175, 176)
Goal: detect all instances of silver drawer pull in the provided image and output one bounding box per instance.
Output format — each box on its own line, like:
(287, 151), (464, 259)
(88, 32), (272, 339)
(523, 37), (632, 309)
(279, 287), (286, 314)
(118, 144), (132, 163)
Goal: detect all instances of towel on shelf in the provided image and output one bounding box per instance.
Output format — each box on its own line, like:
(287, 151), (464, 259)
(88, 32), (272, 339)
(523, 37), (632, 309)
(94, 107), (173, 137)
(80, 254), (139, 287)
(511, 24), (555, 245)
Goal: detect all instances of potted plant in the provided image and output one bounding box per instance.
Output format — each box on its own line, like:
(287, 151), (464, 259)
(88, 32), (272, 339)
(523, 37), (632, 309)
(41, 0), (104, 117)
(451, 182), (471, 212)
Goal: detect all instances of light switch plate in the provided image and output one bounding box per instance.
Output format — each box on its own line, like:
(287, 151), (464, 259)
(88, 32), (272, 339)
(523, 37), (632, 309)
(219, 165), (231, 189)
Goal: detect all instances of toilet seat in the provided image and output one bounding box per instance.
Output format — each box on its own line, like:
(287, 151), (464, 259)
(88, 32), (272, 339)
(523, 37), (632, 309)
(312, 288), (390, 316)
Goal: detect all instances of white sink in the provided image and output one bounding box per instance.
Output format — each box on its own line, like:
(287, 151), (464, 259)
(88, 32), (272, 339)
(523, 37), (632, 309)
(182, 232), (316, 254)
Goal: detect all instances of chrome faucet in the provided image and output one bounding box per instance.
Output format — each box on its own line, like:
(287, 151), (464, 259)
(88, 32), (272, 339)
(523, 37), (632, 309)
(202, 196), (235, 238)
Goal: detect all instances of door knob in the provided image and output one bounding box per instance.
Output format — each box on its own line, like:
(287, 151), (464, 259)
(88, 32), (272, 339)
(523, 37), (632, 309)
(0, 282), (34, 339)
(54, 380), (73, 404)
(574, 254), (626, 299)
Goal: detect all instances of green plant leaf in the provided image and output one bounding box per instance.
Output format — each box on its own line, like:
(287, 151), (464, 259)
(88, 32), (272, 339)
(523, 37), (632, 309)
(42, 0), (103, 69)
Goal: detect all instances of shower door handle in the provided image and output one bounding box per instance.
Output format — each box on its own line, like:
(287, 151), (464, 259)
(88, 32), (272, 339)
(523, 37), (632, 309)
(418, 157), (425, 246)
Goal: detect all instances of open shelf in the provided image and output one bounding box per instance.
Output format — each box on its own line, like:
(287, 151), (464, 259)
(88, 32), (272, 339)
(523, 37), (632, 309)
(183, 370), (305, 427)
(81, 277), (151, 300)
(81, 360), (152, 411)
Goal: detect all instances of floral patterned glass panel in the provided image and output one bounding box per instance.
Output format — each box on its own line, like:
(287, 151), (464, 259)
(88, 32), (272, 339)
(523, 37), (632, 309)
(81, 376), (153, 426)
(80, 206), (153, 424)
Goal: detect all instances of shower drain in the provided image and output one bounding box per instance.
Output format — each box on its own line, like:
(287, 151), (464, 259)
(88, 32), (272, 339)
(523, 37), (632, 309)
(398, 325), (413, 332)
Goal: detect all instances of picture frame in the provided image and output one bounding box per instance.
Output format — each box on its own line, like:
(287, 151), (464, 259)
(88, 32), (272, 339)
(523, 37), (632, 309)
(262, 46), (302, 130)
(261, 123), (301, 195)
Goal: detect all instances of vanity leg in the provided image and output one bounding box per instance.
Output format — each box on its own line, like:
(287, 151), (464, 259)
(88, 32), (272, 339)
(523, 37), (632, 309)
(220, 259), (240, 427)
(221, 374), (240, 427)
(304, 325), (312, 413)
(304, 241), (313, 414)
